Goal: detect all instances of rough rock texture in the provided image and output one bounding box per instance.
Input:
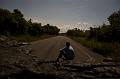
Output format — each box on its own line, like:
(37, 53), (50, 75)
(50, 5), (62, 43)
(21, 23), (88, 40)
(0, 36), (40, 77)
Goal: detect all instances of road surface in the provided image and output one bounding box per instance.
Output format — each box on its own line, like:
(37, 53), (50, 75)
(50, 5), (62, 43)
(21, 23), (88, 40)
(30, 36), (104, 64)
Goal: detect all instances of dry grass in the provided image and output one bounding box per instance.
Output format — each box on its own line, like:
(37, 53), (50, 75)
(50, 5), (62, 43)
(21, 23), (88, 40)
(69, 36), (120, 60)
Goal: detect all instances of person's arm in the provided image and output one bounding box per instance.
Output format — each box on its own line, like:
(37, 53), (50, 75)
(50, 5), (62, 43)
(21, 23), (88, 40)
(56, 47), (65, 62)
(69, 46), (74, 52)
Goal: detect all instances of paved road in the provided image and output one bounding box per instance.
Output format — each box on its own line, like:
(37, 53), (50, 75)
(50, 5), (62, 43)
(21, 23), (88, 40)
(30, 36), (104, 64)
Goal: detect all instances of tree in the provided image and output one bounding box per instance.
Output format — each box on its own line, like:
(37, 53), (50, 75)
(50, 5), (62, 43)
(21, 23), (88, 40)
(0, 8), (60, 36)
(13, 9), (23, 17)
(66, 28), (86, 37)
(108, 10), (120, 42)
(12, 9), (29, 35)
(42, 24), (60, 35)
(0, 8), (11, 35)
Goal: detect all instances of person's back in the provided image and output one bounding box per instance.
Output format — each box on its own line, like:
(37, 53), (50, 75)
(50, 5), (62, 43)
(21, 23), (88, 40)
(56, 42), (75, 63)
(61, 45), (75, 60)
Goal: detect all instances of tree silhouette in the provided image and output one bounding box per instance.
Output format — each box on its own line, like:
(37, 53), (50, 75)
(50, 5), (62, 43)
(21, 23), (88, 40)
(0, 8), (60, 36)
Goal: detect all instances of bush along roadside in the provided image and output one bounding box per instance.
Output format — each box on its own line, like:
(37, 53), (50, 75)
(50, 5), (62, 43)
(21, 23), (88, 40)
(68, 36), (120, 60)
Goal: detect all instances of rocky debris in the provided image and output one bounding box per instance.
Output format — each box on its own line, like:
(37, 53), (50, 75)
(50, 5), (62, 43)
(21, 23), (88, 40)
(60, 63), (120, 78)
(0, 36), (39, 77)
(1, 67), (120, 79)
(1, 53), (120, 79)
(17, 45), (32, 55)
(0, 35), (17, 47)
(0, 35), (8, 42)
(0, 35), (30, 47)
(0, 35), (32, 55)
(0, 69), (63, 79)
(0, 46), (40, 76)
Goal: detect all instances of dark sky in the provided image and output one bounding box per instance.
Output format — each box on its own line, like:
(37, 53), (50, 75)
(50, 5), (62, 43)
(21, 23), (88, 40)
(0, 0), (120, 32)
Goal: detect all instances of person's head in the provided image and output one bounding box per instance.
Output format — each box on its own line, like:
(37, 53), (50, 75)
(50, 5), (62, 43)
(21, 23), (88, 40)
(66, 42), (70, 47)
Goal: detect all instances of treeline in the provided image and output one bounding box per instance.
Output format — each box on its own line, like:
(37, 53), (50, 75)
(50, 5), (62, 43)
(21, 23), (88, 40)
(88, 10), (120, 42)
(67, 28), (87, 37)
(67, 10), (120, 43)
(0, 8), (60, 36)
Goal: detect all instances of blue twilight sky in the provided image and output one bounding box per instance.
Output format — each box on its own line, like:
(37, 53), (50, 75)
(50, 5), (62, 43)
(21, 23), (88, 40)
(0, 0), (120, 32)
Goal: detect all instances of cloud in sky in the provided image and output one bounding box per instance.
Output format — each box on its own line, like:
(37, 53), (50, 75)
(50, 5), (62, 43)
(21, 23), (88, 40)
(1, 0), (119, 26)
(25, 16), (95, 33)
(24, 16), (49, 26)
(58, 22), (94, 33)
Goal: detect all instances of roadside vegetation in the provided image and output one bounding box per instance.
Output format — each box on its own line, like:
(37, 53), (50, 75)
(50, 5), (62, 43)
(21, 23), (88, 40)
(0, 8), (60, 42)
(69, 36), (120, 60)
(66, 10), (120, 60)
(9, 35), (56, 42)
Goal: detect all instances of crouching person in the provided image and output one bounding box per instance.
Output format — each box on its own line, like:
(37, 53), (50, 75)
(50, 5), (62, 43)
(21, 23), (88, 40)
(56, 42), (75, 65)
